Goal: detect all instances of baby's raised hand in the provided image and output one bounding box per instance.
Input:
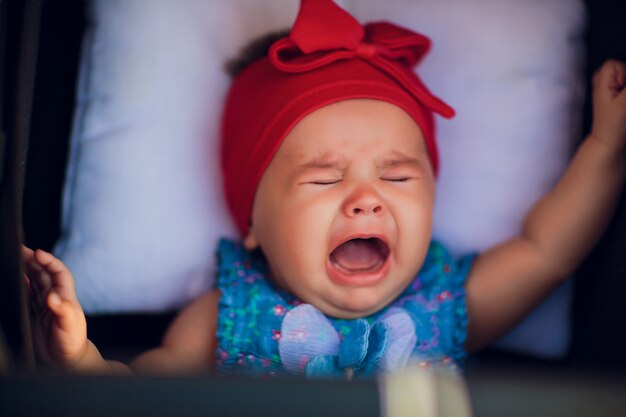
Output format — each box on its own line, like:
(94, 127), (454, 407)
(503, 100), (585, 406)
(591, 59), (626, 153)
(22, 246), (88, 370)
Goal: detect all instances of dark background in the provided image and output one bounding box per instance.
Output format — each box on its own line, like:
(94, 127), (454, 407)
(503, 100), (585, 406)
(2, 0), (626, 374)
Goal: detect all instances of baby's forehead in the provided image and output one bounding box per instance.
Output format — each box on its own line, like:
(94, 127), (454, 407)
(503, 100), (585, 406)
(285, 148), (426, 169)
(301, 147), (420, 161)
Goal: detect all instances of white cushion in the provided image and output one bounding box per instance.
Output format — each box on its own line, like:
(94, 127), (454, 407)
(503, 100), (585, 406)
(55, 0), (586, 357)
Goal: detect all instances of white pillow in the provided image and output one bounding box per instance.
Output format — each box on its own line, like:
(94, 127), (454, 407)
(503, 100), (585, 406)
(56, 0), (586, 357)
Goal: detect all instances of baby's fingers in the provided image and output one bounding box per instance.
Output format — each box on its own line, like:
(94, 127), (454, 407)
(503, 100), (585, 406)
(47, 291), (86, 341)
(33, 249), (78, 303)
(594, 60), (626, 100)
(46, 291), (88, 361)
(21, 245), (35, 263)
(22, 262), (51, 314)
(34, 249), (67, 275)
(47, 292), (77, 326)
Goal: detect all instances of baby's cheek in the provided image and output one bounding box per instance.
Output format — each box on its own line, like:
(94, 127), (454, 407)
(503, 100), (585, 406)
(396, 209), (432, 264)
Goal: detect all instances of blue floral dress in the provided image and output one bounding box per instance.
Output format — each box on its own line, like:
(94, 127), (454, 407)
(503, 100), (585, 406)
(215, 238), (474, 378)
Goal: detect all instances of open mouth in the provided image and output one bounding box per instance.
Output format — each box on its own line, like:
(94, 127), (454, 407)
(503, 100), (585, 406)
(329, 237), (390, 274)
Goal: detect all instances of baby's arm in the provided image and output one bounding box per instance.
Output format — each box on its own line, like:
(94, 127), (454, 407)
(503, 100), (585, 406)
(130, 290), (219, 374)
(23, 246), (129, 373)
(465, 60), (626, 352)
(23, 246), (219, 374)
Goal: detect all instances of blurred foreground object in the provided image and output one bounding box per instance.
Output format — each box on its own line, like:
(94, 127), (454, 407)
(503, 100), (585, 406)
(381, 362), (471, 417)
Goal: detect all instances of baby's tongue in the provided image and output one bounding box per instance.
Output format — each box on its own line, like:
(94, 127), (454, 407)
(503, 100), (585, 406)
(330, 239), (384, 272)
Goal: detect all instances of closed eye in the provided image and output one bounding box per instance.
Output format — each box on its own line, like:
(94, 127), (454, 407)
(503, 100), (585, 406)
(310, 179), (341, 186)
(381, 177), (411, 182)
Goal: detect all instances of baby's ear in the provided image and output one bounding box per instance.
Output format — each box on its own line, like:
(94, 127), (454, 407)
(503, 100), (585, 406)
(243, 229), (260, 251)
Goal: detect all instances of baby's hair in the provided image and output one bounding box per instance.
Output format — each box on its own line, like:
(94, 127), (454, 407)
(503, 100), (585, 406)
(225, 29), (290, 78)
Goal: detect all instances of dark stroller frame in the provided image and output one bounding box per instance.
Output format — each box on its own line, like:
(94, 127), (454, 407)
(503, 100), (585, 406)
(1, 0), (626, 415)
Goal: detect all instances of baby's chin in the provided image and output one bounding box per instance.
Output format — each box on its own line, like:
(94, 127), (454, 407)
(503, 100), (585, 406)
(307, 292), (397, 319)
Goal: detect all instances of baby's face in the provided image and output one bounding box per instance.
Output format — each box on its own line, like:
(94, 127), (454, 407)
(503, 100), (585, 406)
(245, 99), (435, 318)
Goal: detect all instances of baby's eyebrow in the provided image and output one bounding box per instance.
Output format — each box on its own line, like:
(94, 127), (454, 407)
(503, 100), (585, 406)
(377, 153), (420, 169)
(300, 155), (344, 169)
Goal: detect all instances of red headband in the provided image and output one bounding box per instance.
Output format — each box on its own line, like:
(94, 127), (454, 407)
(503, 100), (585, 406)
(221, 0), (454, 236)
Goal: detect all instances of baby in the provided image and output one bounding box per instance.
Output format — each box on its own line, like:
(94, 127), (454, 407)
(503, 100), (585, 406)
(23, 0), (626, 378)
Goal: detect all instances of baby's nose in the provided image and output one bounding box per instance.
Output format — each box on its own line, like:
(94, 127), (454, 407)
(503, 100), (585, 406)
(343, 186), (385, 217)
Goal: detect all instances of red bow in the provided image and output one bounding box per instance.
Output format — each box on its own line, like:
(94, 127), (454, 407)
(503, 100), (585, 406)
(268, 0), (454, 119)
